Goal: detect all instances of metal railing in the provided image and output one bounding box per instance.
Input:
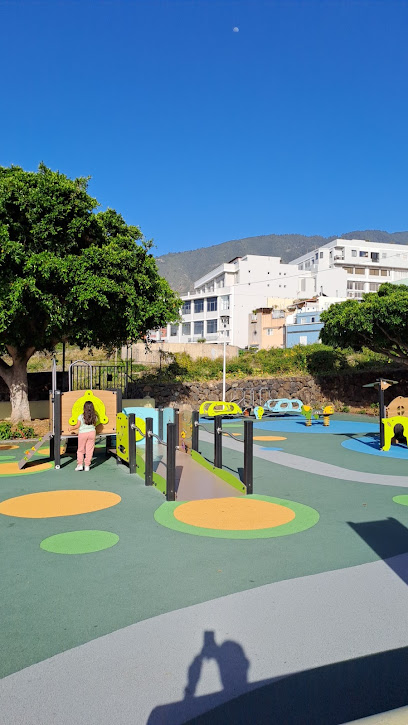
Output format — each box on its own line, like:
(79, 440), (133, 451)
(69, 362), (129, 394)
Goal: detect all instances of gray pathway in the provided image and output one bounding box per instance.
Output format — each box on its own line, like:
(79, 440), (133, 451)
(2, 554), (408, 724)
(201, 431), (408, 487)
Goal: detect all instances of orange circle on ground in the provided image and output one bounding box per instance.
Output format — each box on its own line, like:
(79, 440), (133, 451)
(0, 444), (19, 451)
(174, 497), (295, 531)
(0, 461), (53, 475)
(0, 490), (121, 518)
(253, 436), (287, 441)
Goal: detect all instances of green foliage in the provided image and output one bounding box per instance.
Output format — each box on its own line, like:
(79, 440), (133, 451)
(340, 405), (350, 413)
(0, 422), (34, 439)
(0, 164), (181, 418)
(136, 343), (394, 383)
(320, 283), (408, 366)
(12, 422), (35, 439)
(0, 422), (12, 439)
(0, 164), (181, 354)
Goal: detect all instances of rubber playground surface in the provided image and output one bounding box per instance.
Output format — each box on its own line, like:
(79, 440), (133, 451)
(2, 414), (408, 723)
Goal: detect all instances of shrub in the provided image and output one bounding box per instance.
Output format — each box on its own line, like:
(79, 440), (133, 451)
(0, 422), (12, 439)
(12, 423), (35, 439)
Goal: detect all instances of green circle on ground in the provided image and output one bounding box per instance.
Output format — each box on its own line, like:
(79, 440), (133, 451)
(393, 495), (408, 507)
(40, 530), (119, 555)
(154, 494), (319, 539)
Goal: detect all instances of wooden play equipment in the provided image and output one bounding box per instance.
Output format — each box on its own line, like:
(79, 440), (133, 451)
(199, 401), (242, 417)
(19, 387), (122, 470)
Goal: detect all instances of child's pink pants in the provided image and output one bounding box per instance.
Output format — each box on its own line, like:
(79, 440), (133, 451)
(77, 432), (96, 467)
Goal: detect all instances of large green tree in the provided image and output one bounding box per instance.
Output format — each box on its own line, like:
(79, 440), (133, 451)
(320, 283), (408, 364)
(0, 164), (181, 421)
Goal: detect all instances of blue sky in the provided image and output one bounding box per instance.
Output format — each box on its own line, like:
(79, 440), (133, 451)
(1, 0), (407, 256)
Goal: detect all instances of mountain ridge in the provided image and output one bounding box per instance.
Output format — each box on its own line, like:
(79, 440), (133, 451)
(156, 230), (408, 293)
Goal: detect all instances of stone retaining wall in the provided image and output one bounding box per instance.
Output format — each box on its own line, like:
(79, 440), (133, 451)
(128, 369), (408, 410)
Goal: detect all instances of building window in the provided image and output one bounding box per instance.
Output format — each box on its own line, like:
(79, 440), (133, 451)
(207, 297), (217, 312)
(355, 267), (365, 275)
(194, 299), (204, 313)
(352, 250), (357, 257)
(207, 319), (217, 334)
(299, 336), (307, 345)
(381, 269), (389, 276)
(299, 264), (303, 270)
(181, 300), (191, 314)
(369, 283), (380, 291)
(266, 328), (274, 336)
(359, 251), (368, 258)
(369, 268), (379, 276)
(371, 252), (380, 262)
(221, 295), (230, 310)
(382, 253), (387, 258)
(194, 321), (204, 336)
(344, 267), (353, 274)
(182, 322), (191, 336)
(320, 252), (323, 258)
(311, 317), (315, 323)
(170, 325), (178, 336)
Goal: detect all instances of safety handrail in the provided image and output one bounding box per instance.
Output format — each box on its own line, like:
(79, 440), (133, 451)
(130, 422), (147, 439)
(148, 431), (167, 446)
(221, 429), (245, 442)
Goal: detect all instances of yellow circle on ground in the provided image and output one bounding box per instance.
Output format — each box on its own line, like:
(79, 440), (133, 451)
(174, 497), (295, 530)
(0, 444), (19, 451)
(0, 461), (53, 475)
(253, 436), (287, 441)
(38, 446), (65, 455)
(0, 490), (121, 518)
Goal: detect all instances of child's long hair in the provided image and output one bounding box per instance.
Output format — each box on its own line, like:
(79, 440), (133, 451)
(83, 401), (97, 426)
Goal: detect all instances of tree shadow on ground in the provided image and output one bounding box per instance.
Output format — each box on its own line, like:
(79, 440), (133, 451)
(148, 629), (408, 725)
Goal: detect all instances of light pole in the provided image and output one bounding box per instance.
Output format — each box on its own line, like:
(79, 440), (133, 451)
(222, 340), (226, 401)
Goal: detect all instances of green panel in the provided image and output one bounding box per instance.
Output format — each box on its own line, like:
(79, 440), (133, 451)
(153, 471), (166, 494)
(191, 450), (246, 494)
(116, 412), (129, 463)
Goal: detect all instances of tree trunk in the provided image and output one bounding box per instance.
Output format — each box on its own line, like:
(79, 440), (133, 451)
(9, 358), (31, 422)
(0, 347), (35, 423)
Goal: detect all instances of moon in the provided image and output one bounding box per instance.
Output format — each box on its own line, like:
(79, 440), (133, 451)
(233, 27), (239, 32)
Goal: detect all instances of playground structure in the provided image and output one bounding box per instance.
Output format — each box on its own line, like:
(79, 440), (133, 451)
(264, 398), (303, 415)
(199, 401), (242, 417)
(301, 404), (334, 427)
(115, 407), (253, 502)
(19, 388), (121, 470)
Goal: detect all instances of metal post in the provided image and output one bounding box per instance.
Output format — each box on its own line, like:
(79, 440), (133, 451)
(244, 418), (253, 494)
(174, 408), (180, 446)
(145, 417), (153, 486)
(54, 390), (61, 470)
(158, 408), (164, 441)
(379, 380), (385, 449)
(214, 416), (222, 469)
(128, 413), (136, 474)
(192, 410), (199, 452)
(166, 422), (176, 501)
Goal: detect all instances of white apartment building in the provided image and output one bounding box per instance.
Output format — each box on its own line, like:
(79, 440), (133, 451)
(156, 254), (345, 348)
(150, 239), (408, 349)
(290, 238), (408, 299)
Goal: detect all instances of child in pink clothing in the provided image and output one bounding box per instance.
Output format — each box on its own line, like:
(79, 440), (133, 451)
(69, 401), (97, 471)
